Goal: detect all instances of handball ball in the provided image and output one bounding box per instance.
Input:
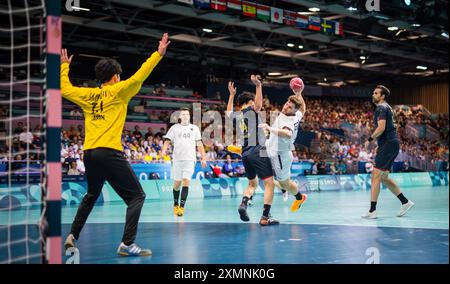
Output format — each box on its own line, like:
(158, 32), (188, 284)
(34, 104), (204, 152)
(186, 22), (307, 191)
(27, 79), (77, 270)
(289, 77), (304, 92)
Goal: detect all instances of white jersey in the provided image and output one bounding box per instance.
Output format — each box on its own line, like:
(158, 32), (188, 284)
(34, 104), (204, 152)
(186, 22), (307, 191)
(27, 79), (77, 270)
(164, 123), (201, 161)
(266, 110), (303, 153)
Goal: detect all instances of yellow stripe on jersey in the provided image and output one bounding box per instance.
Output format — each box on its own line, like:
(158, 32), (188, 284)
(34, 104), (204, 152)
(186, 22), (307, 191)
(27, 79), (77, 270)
(61, 51), (163, 151)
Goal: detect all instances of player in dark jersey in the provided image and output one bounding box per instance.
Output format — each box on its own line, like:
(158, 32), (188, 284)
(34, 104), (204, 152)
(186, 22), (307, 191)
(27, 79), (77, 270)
(227, 75), (278, 226)
(362, 85), (414, 219)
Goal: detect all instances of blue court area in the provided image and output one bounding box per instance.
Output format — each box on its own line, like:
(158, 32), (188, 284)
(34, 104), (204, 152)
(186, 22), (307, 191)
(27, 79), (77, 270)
(1, 186), (449, 264)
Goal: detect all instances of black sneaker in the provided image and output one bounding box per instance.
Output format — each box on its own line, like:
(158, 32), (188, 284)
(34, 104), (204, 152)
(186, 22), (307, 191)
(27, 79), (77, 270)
(238, 203), (250, 222)
(259, 215), (279, 226)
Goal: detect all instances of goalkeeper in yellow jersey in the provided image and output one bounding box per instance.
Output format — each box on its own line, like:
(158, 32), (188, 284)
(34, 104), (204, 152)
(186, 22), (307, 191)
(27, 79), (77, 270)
(62, 33), (170, 257)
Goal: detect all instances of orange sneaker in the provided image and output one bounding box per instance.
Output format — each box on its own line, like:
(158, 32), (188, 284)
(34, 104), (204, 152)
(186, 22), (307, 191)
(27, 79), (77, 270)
(290, 194), (308, 212)
(174, 205), (180, 215)
(177, 207), (185, 217)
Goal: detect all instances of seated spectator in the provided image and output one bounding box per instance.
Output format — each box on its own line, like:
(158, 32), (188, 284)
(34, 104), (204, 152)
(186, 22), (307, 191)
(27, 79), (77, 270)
(222, 155), (235, 177)
(67, 161), (80, 175)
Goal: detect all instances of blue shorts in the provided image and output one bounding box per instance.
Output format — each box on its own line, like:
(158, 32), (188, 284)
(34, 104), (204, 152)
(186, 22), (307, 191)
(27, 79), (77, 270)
(242, 147), (273, 180)
(375, 140), (400, 171)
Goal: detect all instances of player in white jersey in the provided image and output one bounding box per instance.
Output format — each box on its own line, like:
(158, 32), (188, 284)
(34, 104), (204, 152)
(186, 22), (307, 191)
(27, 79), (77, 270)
(259, 90), (308, 212)
(161, 107), (207, 216)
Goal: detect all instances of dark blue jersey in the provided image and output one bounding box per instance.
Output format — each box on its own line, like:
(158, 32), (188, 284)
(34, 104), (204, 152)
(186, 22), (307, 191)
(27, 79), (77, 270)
(236, 106), (266, 156)
(374, 102), (398, 145)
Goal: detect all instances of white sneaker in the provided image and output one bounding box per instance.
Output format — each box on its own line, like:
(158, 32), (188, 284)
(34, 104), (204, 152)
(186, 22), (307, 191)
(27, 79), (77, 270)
(397, 200), (415, 217)
(361, 211), (377, 219)
(282, 191), (288, 202)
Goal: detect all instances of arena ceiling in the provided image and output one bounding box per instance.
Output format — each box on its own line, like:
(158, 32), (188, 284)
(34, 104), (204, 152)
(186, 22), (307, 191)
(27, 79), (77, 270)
(2, 1), (449, 87)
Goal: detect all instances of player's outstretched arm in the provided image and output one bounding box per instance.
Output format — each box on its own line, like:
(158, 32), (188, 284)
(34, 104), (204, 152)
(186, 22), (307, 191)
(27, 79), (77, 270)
(251, 75), (263, 112)
(258, 123), (293, 138)
(226, 81), (236, 117)
(117, 33), (170, 101)
(60, 49), (90, 107)
(292, 89), (306, 115)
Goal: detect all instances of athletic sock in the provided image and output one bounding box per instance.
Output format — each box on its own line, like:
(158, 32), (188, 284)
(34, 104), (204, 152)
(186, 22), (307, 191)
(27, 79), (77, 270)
(173, 189), (180, 206)
(397, 193), (408, 205)
(294, 192), (303, 200)
(369, 201), (377, 213)
(241, 196), (249, 206)
(263, 204), (271, 217)
(281, 189), (287, 194)
(180, 186), (189, 208)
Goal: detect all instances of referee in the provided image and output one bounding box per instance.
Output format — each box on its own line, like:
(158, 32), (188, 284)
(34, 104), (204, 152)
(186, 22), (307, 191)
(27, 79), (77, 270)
(61, 33), (170, 256)
(362, 85), (414, 219)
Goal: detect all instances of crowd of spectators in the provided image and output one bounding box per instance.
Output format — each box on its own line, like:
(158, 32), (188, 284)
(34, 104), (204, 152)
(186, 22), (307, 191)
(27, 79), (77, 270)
(2, 90), (448, 176)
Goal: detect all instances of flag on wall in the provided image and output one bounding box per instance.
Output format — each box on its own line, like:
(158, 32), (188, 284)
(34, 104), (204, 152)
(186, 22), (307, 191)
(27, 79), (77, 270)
(227, 0), (241, 11)
(308, 16), (321, 31)
(242, 1), (257, 17)
(321, 19), (334, 34)
(283, 10), (297, 26)
(271, 7), (283, 24)
(335, 21), (344, 36)
(210, 0), (227, 11)
(194, 0), (210, 9)
(296, 14), (309, 29)
(256, 4), (270, 22)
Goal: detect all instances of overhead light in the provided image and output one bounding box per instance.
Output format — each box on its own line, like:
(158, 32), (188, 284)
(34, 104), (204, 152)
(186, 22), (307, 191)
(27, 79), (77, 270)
(346, 80), (360, 84)
(416, 65), (427, 70)
(388, 26), (399, 31)
(297, 12), (314, 15)
(361, 60), (366, 64)
(287, 43), (295, 47)
(298, 45), (304, 49)
(404, 0), (411, 6)
(268, 72), (282, 76)
(308, 7), (320, 12)
(317, 82), (330, 86)
(441, 32), (449, 39)
(202, 28), (213, 33)
(347, 7), (357, 11)
(323, 77), (327, 82)
(360, 56), (366, 60)
(411, 23), (421, 27)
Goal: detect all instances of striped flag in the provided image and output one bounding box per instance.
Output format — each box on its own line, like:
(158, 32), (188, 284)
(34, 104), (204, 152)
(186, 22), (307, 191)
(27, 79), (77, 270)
(283, 10), (297, 26)
(335, 21), (344, 36)
(194, 0), (210, 9)
(321, 19), (334, 34)
(210, 0), (227, 11)
(242, 1), (256, 18)
(270, 7), (283, 24)
(177, 0), (194, 4)
(256, 4), (270, 22)
(308, 16), (321, 31)
(296, 14), (309, 29)
(227, 0), (241, 11)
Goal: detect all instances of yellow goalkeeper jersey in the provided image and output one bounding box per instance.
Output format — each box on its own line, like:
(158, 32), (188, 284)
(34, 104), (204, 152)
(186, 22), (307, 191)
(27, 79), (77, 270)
(61, 51), (162, 151)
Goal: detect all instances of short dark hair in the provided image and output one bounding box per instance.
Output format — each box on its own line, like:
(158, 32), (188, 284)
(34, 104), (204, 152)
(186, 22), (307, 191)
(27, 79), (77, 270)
(95, 58), (122, 84)
(237, 92), (255, 106)
(287, 95), (302, 109)
(376, 85), (390, 99)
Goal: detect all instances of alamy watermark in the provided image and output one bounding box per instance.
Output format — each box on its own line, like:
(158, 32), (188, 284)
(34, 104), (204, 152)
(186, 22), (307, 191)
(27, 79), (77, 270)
(366, 0), (381, 12)
(365, 247), (380, 264)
